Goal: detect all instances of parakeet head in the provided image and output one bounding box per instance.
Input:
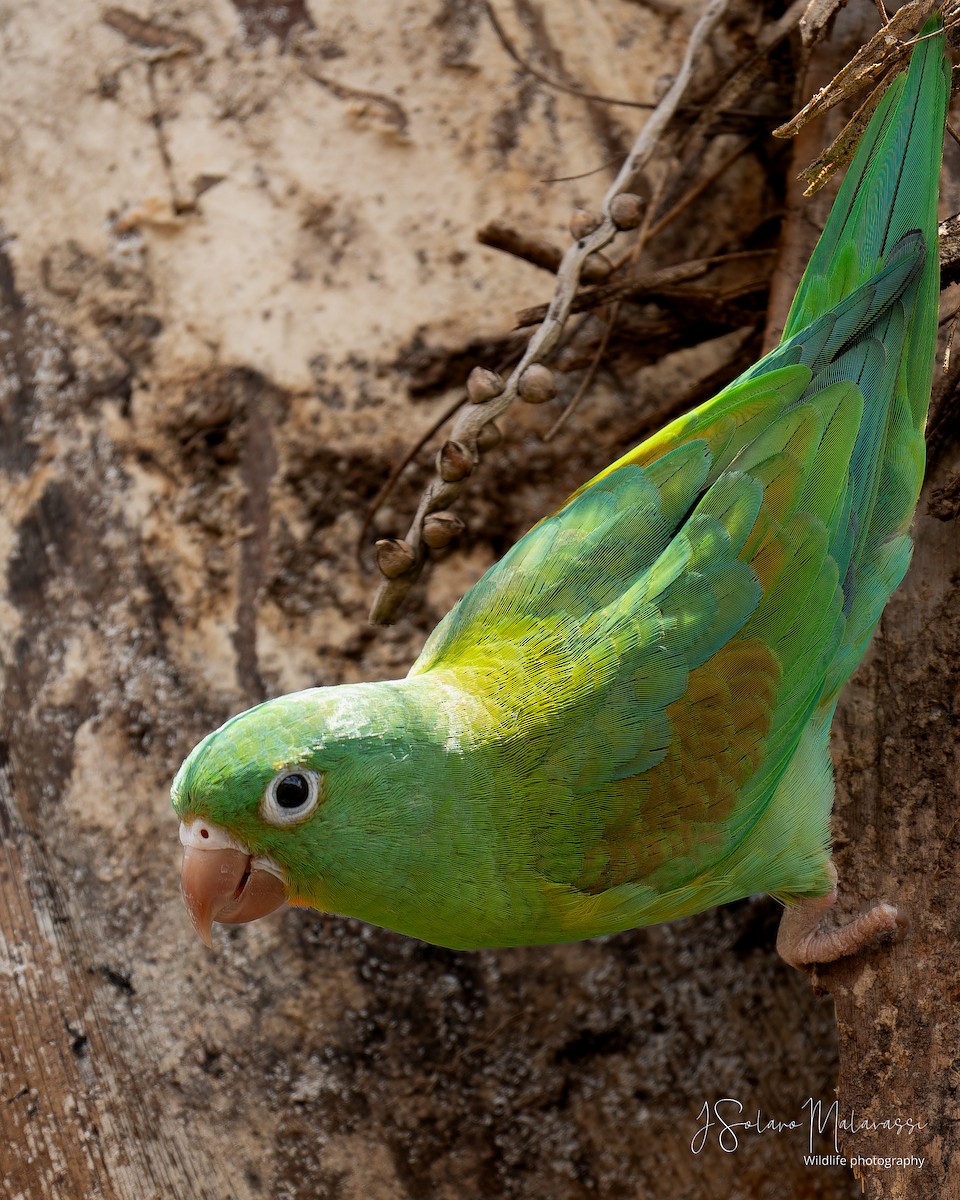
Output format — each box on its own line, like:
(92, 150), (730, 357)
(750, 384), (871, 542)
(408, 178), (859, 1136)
(172, 682), (414, 946)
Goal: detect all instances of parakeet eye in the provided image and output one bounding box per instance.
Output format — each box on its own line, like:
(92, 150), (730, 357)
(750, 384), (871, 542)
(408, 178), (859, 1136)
(261, 768), (321, 825)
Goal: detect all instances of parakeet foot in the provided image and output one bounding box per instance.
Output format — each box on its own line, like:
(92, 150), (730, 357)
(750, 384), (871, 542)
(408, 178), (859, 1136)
(776, 863), (901, 971)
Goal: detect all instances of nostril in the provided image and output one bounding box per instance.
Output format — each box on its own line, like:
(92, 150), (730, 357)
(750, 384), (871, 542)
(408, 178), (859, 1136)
(200, 828), (209, 839)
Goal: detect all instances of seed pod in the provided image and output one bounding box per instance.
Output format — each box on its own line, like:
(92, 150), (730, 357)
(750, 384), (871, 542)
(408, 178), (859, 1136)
(477, 421), (502, 451)
(582, 253), (614, 283)
(375, 538), (416, 579)
(570, 208), (602, 239)
(422, 510), (465, 549)
(437, 439), (474, 481)
(466, 366), (504, 404)
(518, 364), (558, 405)
(609, 192), (644, 230)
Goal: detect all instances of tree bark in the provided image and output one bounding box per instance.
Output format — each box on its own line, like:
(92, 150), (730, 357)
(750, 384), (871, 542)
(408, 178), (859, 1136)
(0, 3), (956, 1198)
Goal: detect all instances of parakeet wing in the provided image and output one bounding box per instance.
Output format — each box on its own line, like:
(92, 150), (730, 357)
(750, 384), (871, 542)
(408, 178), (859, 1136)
(410, 25), (948, 915)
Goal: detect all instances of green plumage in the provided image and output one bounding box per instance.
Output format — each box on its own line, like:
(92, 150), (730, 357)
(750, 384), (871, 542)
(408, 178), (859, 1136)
(172, 22), (948, 952)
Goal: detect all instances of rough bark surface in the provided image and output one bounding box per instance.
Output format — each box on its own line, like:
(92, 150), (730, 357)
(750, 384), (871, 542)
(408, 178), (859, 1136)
(0, 3), (956, 1199)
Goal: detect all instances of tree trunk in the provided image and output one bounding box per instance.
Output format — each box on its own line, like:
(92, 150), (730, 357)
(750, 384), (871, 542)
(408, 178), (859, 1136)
(0, 3), (956, 1198)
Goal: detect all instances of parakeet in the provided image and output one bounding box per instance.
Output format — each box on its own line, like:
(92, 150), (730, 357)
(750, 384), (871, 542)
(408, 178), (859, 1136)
(173, 19), (949, 970)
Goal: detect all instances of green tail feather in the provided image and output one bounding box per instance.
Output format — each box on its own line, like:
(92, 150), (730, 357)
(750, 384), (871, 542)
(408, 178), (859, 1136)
(770, 17), (947, 702)
(784, 21), (947, 347)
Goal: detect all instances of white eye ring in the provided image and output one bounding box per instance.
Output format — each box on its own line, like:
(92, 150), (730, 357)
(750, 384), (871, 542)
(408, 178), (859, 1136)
(261, 768), (321, 826)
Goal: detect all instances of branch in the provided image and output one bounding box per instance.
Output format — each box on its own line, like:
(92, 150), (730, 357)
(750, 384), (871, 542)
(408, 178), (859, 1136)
(369, 0), (730, 623)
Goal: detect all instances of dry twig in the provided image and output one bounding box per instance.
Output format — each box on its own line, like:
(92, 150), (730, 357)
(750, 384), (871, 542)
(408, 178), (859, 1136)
(369, 0), (729, 623)
(483, 0), (659, 112)
(774, 0), (938, 140)
(513, 249), (772, 329)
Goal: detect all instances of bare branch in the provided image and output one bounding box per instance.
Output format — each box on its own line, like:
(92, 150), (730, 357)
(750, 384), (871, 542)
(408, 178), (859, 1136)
(369, 0), (730, 623)
(773, 0), (939, 141)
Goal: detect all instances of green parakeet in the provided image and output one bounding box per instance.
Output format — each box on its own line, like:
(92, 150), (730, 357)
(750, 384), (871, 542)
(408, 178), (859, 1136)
(173, 19), (949, 969)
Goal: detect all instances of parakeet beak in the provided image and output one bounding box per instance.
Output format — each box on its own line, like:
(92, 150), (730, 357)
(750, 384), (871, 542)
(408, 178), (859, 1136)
(178, 820), (288, 948)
